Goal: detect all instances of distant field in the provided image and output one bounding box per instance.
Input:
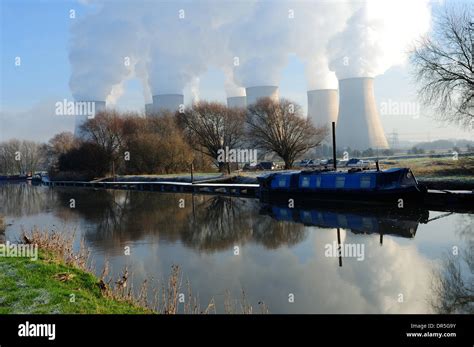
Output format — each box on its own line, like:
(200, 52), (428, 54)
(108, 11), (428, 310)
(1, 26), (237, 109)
(380, 156), (473, 177)
(380, 156), (474, 189)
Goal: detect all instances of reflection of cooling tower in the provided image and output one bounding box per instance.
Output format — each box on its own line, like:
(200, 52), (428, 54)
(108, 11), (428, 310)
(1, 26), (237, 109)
(307, 89), (339, 129)
(245, 86), (279, 105)
(336, 78), (389, 150)
(74, 100), (106, 137)
(227, 96), (246, 108)
(152, 94), (184, 114)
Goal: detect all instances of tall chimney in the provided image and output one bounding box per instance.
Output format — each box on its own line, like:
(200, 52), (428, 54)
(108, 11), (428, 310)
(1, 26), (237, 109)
(245, 86), (279, 105)
(152, 94), (184, 114)
(74, 100), (106, 137)
(336, 78), (389, 150)
(227, 96), (246, 108)
(307, 89), (339, 129)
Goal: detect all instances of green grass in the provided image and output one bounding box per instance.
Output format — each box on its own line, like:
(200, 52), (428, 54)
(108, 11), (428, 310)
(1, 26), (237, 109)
(0, 251), (150, 314)
(381, 156), (474, 177)
(381, 156), (474, 189)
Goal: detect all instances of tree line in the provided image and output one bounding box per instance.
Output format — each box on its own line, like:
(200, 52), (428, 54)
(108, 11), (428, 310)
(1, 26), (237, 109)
(0, 98), (327, 179)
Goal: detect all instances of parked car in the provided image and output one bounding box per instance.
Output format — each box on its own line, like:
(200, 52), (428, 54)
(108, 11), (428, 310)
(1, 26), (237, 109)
(297, 159), (314, 168)
(297, 159), (310, 167)
(242, 162), (259, 171)
(257, 161), (278, 170)
(346, 158), (361, 167)
(346, 158), (373, 168)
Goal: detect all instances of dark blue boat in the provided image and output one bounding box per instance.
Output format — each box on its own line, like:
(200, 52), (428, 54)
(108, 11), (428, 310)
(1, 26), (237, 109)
(257, 168), (427, 208)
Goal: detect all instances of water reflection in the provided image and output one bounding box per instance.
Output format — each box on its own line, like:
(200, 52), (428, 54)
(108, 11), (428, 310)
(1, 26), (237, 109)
(1, 183), (472, 313)
(0, 183), (431, 252)
(261, 204), (430, 242)
(430, 214), (473, 314)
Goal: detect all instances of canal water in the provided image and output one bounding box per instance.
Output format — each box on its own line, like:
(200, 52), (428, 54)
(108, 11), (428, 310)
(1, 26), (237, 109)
(1, 183), (472, 313)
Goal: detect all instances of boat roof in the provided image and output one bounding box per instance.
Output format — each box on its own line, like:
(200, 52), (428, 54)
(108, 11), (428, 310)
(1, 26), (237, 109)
(258, 168), (409, 179)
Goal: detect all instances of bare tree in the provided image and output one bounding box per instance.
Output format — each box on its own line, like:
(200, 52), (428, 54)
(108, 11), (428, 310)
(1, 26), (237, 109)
(126, 115), (194, 174)
(46, 132), (77, 171)
(80, 110), (131, 175)
(0, 140), (46, 175)
(246, 98), (327, 169)
(178, 102), (246, 172)
(410, 3), (473, 127)
(48, 132), (76, 156)
(80, 111), (127, 158)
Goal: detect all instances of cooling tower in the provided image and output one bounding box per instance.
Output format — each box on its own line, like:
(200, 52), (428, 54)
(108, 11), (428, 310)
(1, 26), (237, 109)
(307, 89), (339, 129)
(245, 86), (279, 105)
(74, 100), (106, 137)
(227, 96), (247, 108)
(152, 94), (184, 114)
(336, 78), (389, 150)
(145, 103), (154, 117)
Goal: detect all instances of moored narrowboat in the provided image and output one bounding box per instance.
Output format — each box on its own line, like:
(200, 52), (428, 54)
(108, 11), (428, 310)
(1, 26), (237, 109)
(257, 168), (427, 208)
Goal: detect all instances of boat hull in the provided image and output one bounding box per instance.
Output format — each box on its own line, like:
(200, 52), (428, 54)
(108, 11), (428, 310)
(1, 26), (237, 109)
(259, 186), (425, 209)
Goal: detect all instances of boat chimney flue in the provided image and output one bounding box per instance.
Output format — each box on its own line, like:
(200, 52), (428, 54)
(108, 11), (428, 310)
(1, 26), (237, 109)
(332, 121), (337, 171)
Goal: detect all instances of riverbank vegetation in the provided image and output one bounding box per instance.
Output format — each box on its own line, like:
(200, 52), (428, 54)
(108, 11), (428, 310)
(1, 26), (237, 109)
(0, 215), (5, 232)
(0, 230), (149, 314)
(0, 229), (268, 314)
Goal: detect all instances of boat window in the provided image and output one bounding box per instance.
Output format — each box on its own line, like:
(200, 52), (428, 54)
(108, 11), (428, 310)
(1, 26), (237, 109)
(360, 176), (371, 188)
(378, 171), (400, 189)
(335, 176), (345, 188)
(401, 171), (416, 187)
(316, 176), (322, 188)
(278, 177), (287, 187)
(301, 176), (310, 188)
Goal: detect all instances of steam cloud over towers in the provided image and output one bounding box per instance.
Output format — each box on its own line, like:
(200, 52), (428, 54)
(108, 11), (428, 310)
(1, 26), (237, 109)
(245, 86), (279, 106)
(69, 0), (432, 149)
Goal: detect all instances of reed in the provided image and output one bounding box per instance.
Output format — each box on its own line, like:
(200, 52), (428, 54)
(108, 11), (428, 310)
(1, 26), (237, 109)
(0, 215), (5, 233)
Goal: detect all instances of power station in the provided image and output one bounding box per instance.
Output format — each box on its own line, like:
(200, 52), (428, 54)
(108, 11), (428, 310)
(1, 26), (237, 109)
(152, 94), (184, 114)
(74, 80), (389, 151)
(226, 96), (246, 108)
(307, 89), (339, 130)
(245, 86), (279, 105)
(335, 78), (389, 150)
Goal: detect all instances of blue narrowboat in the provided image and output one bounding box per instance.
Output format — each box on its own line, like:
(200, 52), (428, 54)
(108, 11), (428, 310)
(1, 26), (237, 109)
(257, 168), (427, 207)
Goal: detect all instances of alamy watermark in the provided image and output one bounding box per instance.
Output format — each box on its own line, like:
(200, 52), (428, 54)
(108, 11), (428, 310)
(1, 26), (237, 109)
(380, 99), (420, 119)
(18, 321), (55, 341)
(0, 241), (38, 261)
(324, 241), (365, 261)
(55, 99), (97, 119)
(217, 147), (258, 163)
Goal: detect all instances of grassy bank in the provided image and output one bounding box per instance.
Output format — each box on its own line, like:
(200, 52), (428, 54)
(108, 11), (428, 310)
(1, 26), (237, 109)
(0, 250), (149, 314)
(0, 230), (267, 314)
(0, 229), (151, 314)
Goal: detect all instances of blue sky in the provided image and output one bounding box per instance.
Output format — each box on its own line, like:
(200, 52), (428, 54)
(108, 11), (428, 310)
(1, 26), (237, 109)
(0, 0), (471, 143)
